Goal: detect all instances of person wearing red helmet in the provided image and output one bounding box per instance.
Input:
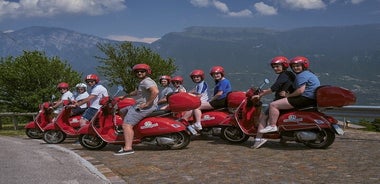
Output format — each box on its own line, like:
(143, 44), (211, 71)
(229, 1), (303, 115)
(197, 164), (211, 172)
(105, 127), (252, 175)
(199, 66), (232, 110)
(251, 56), (295, 149)
(171, 76), (186, 92)
(51, 82), (74, 113)
(75, 74), (109, 127)
(260, 56), (320, 134)
(182, 69), (209, 134)
(115, 63), (159, 155)
(157, 75), (173, 110)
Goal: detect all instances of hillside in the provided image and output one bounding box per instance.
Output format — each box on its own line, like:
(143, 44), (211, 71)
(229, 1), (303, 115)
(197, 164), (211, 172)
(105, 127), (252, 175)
(1, 25), (379, 105)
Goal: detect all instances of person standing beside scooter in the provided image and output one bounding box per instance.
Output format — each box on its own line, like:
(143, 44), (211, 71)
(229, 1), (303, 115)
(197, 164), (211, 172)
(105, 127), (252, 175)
(182, 69), (209, 134)
(157, 75), (173, 110)
(260, 56), (320, 134)
(251, 56), (295, 149)
(75, 74), (109, 127)
(115, 63), (159, 155)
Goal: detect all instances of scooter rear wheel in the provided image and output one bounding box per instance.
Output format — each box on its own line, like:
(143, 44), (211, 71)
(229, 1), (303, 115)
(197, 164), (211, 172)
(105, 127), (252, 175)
(166, 131), (191, 150)
(43, 130), (66, 144)
(79, 134), (107, 150)
(220, 126), (249, 144)
(303, 128), (335, 149)
(25, 128), (43, 139)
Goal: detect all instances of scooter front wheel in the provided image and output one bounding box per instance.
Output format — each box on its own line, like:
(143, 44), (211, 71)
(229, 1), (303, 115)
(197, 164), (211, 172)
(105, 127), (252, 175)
(25, 128), (43, 139)
(220, 126), (249, 144)
(43, 130), (66, 144)
(79, 134), (107, 150)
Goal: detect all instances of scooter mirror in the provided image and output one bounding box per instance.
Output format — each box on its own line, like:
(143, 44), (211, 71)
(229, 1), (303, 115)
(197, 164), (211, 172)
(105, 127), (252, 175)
(264, 79), (270, 84)
(51, 95), (56, 101)
(113, 85), (124, 97)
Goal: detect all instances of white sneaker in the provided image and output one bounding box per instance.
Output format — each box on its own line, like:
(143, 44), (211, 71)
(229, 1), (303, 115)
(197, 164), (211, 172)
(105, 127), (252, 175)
(251, 138), (268, 149)
(259, 126), (278, 133)
(193, 122), (202, 131)
(187, 125), (198, 135)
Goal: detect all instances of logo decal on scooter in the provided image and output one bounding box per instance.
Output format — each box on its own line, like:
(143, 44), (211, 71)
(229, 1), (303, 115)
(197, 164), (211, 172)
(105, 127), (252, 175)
(284, 115), (303, 123)
(70, 118), (79, 123)
(140, 121), (158, 129)
(202, 115), (215, 121)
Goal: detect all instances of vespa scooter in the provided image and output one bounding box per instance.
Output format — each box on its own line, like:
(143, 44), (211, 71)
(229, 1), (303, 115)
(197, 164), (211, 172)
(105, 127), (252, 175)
(234, 79), (356, 149)
(78, 92), (199, 150)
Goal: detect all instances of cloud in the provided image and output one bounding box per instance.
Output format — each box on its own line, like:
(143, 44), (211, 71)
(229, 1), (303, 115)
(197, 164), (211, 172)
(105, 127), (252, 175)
(254, 2), (278, 15)
(0, 0), (126, 19)
(351, 0), (365, 4)
(106, 35), (160, 44)
(190, 0), (252, 17)
(284, 0), (326, 10)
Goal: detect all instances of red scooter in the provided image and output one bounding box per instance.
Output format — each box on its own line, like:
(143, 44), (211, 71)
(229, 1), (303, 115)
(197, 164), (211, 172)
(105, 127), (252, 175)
(25, 102), (55, 139)
(77, 92), (199, 150)
(179, 91), (250, 143)
(234, 79), (356, 149)
(42, 100), (82, 144)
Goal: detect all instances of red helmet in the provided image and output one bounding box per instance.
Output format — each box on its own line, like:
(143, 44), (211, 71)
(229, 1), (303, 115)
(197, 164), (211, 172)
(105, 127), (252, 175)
(159, 75), (171, 83)
(132, 63), (152, 75)
(190, 69), (205, 80)
(171, 76), (184, 85)
(271, 56), (289, 69)
(209, 66), (225, 76)
(85, 74), (100, 83)
(290, 56), (310, 69)
(57, 82), (69, 89)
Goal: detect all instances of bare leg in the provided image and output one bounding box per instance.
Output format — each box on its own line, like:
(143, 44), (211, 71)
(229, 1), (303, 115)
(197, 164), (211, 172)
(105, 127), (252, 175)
(255, 113), (268, 139)
(122, 123), (134, 151)
(181, 110), (193, 121)
(267, 98), (293, 126)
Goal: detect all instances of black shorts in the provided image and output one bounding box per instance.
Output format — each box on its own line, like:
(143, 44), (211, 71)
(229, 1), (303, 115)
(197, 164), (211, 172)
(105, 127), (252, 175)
(209, 98), (227, 109)
(288, 96), (316, 109)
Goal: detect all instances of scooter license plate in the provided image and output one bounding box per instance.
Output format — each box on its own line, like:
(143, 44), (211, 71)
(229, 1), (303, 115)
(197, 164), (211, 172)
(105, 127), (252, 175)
(332, 124), (344, 135)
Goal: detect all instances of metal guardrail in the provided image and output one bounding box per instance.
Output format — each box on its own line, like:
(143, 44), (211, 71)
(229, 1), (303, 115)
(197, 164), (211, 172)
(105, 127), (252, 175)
(0, 105), (379, 130)
(322, 105), (380, 119)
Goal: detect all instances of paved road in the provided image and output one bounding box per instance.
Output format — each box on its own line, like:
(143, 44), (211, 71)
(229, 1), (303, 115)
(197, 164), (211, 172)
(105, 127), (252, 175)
(2, 129), (380, 184)
(61, 129), (380, 184)
(0, 136), (110, 184)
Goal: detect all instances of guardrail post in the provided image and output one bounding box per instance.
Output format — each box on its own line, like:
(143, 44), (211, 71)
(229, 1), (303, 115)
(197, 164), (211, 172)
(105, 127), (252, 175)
(13, 115), (18, 130)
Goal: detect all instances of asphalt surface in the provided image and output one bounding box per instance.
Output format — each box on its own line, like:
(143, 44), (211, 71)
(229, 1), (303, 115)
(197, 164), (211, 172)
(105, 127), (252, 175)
(1, 128), (380, 184)
(0, 136), (110, 184)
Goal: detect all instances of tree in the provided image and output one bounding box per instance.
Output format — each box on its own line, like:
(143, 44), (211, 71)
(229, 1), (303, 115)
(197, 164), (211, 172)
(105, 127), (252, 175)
(0, 51), (82, 112)
(96, 42), (177, 92)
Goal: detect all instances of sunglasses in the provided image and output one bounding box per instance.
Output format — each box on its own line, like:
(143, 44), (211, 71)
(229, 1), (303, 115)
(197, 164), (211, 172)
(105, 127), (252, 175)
(134, 70), (146, 74)
(86, 80), (95, 83)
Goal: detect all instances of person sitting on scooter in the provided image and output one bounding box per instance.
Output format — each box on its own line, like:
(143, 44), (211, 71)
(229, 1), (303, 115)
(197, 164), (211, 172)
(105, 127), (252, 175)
(199, 66), (232, 110)
(260, 56), (320, 134)
(171, 76), (186, 92)
(251, 56), (295, 149)
(157, 75), (173, 110)
(182, 69), (209, 135)
(159, 76), (186, 110)
(50, 82), (74, 114)
(115, 63), (159, 155)
(71, 83), (90, 116)
(75, 74), (109, 127)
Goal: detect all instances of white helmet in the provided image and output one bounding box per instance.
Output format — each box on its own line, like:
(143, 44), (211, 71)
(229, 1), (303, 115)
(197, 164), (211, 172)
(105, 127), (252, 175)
(75, 83), (87, 91)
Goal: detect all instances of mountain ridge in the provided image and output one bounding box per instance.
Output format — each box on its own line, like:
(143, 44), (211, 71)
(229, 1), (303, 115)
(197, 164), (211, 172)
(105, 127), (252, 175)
(1, 24), (380, 105)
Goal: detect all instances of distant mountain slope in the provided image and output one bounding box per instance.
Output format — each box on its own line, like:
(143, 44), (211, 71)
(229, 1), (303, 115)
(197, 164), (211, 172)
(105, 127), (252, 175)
(1, 24), (379, 105)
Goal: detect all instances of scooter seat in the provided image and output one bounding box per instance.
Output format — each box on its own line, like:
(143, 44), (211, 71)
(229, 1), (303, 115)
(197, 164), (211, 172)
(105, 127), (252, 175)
(146, 109), (172, 117)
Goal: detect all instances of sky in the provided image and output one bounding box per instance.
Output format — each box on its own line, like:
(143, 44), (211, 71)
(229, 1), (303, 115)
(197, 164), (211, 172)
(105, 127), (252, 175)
(0, 0), (379, 43)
